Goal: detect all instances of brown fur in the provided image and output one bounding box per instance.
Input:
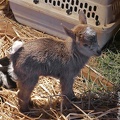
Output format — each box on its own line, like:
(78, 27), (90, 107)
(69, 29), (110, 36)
(10, 24), (101, 112)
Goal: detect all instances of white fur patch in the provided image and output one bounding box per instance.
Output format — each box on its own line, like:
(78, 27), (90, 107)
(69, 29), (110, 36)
(7, 41), (22, 81)
(9, 40), (23, 54)
(8, 62), (18, 81)
(0, 64), (10, 88)
(86, 27), (96, 36)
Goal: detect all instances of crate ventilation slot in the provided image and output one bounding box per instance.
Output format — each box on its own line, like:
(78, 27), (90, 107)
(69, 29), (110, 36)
(43, 0), (98, 20)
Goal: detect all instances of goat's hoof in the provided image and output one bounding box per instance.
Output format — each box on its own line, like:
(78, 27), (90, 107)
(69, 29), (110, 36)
(19, 106), (30, 113)
(62, 99), (73, 109)
(71, 96), (79, 101)
(62, 96), (80, 109)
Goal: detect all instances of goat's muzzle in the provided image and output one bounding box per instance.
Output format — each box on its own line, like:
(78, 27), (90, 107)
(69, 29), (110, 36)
(96, 49), (101, 56)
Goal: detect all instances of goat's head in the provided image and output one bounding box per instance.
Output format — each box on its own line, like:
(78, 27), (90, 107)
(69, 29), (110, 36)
(63, 10), (101, 57)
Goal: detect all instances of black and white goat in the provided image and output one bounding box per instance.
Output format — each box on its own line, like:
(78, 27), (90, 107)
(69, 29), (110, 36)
(0, 57), (16, 89)
(0, 41), (23, 88)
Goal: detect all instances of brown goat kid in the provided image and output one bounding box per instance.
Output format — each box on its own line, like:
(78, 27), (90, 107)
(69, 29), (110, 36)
(9, 11), (101, 112)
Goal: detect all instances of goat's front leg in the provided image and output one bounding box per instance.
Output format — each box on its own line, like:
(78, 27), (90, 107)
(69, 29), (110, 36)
(17, 75), (39, 112)
(60, 76), (76, 108)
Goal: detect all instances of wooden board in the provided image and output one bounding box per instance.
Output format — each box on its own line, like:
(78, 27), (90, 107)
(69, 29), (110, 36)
(81, 65), (114, 90)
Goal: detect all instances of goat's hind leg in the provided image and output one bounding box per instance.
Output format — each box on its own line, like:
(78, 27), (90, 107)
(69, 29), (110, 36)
(17, 75), (39, 112)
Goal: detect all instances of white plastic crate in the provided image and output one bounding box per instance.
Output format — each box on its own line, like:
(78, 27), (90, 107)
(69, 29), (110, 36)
(9, 0), (120, 48)
(89, 0), (114, 5)
(36, 0), (120, 25)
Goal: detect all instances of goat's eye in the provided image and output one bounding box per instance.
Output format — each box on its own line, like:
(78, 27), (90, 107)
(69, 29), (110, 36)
(83, 44), (88, 47)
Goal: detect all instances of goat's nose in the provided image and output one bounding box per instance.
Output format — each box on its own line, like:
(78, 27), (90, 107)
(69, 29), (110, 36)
(96, 49), (101, 56)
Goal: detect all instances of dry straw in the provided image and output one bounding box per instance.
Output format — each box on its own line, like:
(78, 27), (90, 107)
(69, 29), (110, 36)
(0, 8), (118, 119)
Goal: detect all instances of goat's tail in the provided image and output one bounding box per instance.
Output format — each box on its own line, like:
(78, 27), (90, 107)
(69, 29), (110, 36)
(9, 40), (23, 54)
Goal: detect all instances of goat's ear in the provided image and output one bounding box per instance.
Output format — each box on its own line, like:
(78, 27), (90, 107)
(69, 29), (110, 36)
(62, 25), (76, 39)
(79, 10), (87, 24)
